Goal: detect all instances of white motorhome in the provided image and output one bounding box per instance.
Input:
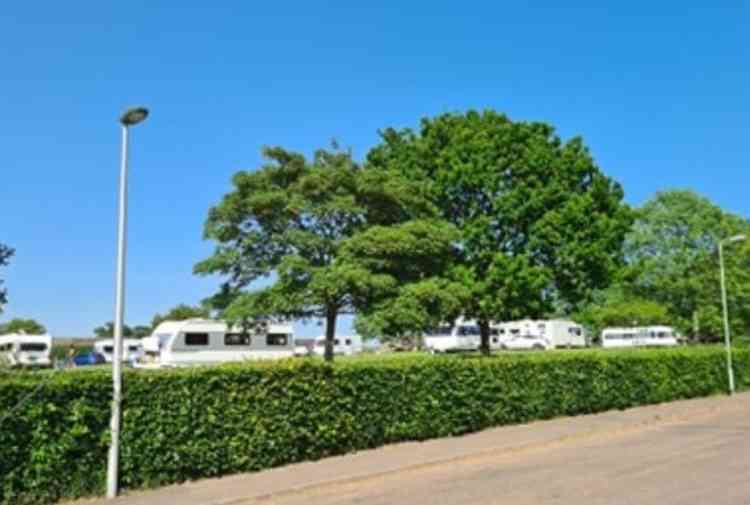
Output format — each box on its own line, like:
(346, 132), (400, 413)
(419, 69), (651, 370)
(491, 320), (586, 351)
(139, 319), (295, 367)
(0, 334), (53, 368)
(601, 326), (679, 349)
(424, 319), (480, 353)
(94, 338), (144, 363)
(312, 335), (363, 357)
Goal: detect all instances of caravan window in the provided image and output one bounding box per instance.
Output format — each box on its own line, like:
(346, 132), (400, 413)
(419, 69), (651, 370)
(185, 333), (209, 346)
(127, 345), (140, 352)
(266, 333), (288, 346)
(0, 343), (13, 351)
(569, 327), (582, 336)
(429, 326), (453, 337)
(458, 326), (480, 336)
(225, 333), (250, 346)
(19, 343), (47, 352)
(103, 345), (114, 353)
(490, 328), (500, 337)
(345, 338), (352, 346)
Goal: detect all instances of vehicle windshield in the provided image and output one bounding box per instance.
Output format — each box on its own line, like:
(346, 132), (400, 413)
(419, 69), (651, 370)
(19, 343), (47, 352)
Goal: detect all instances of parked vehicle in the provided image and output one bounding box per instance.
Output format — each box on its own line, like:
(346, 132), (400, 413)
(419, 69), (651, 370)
(294, 338), (315, 357)
(0, 333), (53, 368)
(94, 339), (144, 363)
(601, 326), (679, 348)
(312, 334), (363, 357)
(72, 351), (107, 367)
(424, 319), (480, 353)
(138, 319), (295, 367)
(491, 320), (586, 351)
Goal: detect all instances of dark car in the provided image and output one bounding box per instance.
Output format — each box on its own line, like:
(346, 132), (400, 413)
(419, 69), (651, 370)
(72, 352), (106, 367)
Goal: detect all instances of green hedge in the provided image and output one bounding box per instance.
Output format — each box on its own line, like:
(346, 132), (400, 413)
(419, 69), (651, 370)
(1, 346), (748, 504)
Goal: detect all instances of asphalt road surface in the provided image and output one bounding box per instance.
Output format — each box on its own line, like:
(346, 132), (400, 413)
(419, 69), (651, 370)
(250, 399), (750, 505)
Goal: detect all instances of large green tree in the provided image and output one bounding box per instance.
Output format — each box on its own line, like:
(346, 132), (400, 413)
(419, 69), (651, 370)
(151, 304), (210, 329)
(622, 190), (750, 339)
(196, 144), (447, 361)
(0, 243), (13, 313)
(367, 110), (633, 354)
(0, 318), (46, 335)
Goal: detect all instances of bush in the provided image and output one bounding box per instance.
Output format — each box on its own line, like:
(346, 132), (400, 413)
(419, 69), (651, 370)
(0, 346), (748, 504)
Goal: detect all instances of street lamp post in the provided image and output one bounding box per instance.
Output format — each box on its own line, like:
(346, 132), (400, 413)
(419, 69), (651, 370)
(719, 234), (746, 396)
(106, 107), (149, 499)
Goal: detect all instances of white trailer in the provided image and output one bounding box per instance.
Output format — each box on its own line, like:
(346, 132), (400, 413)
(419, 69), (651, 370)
(138, 319), (295, 367)
(94, 338), (144, 363)
(312, 334), (363, 357)
(0, 333), (53, 368)
(601, 326), (679, 348)
(491, 320), (586, 351)
(423, 318), (480, 353)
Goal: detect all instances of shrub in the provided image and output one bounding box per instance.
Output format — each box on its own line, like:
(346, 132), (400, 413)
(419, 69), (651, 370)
(0, 346), (747, 504)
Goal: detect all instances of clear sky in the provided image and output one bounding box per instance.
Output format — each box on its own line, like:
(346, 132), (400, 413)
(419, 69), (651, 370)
(1, 2), (748, 337)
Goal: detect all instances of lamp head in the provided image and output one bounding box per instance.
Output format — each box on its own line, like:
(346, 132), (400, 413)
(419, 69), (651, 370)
(119, 107), (149, 126)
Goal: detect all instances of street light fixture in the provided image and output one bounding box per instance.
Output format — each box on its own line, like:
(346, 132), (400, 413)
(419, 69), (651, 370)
(719, 234), (746, 395)
(106, 106), (149, 499)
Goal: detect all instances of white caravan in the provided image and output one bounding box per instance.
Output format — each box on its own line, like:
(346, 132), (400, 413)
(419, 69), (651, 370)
(139, 319), (295, 367)
(94, 339), (144, 363)
(491, 320), (586, 351)
(0, 334), (53, 368)
(312, 335), (363, 357)
(424, 319), (480, 353)
(601, 326), (679, 348)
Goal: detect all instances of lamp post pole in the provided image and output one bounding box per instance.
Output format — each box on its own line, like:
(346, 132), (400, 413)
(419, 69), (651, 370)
(719, 234), (746, 396)
(106, 107), (148, 499)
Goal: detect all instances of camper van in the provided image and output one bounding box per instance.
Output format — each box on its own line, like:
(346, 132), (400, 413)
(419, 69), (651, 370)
(312, 335), (363, 357)
(424, 319), (481, 353)
(139, 319), (295, 367)
(601, 326), (679, 348)
(0, 334), (53, 368)
(94, 338), (144, 363)
(491, 320), (586, 351)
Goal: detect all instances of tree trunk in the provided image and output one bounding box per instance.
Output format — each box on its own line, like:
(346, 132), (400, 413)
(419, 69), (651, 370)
(479, 319), (491, 356)
(324, 308), (338, 363)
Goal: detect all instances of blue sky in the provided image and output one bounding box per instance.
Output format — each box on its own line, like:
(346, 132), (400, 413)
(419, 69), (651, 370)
(1, 2), (748, 337)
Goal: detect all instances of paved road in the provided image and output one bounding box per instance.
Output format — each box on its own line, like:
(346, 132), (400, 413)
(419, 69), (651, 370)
(254, 402), (750, 505)
(73, 393), (750, 505)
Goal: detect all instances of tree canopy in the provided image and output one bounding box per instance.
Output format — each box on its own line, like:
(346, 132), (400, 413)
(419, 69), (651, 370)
(151, 304), (210, 329)
(196, 144), (449, 360)
(0, 243), (13, 313)
(620, 190), (750, 339)
(93, 322), (150, 339)
(366, 110), (633, 353)
(0, 318), (46, 335)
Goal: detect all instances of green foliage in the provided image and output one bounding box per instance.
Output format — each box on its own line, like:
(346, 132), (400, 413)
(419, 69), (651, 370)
(151, 304), (210, 329)
(575, 292), (672, 343)
(0, 318), (47, 335)
(196, 143), (445, 360)
(1, 346), (747, 504)
(0, 244), (13, 313)
(622, 190), (750, 340)
(93, 322), (149, 338)
(367, 110), (633, 352)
